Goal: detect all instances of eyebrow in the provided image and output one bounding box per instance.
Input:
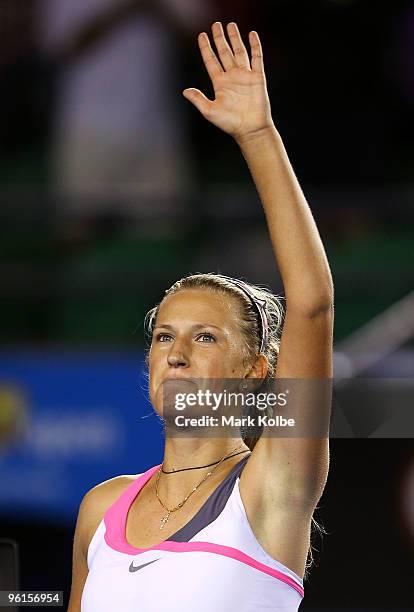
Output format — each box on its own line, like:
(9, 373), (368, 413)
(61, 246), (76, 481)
(153, 323), (225, 332)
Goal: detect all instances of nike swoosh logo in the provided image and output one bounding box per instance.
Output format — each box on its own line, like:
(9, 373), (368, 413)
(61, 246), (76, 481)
(129, 558), (161, 573)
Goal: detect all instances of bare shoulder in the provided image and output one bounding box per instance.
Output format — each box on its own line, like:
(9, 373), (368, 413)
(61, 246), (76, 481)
(78, 473), (143, 556)
(83, 473), (141, 513)
(67, 474), (143, 612)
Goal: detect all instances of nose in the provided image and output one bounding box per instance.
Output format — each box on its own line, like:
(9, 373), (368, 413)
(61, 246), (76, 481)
(167, 344), (189, 368)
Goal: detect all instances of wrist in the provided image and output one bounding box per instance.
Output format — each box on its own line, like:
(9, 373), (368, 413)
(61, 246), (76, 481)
(234, 123), (279, 148)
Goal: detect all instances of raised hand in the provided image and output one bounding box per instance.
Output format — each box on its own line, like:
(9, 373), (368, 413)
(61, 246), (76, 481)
(183, 22), (274, 142)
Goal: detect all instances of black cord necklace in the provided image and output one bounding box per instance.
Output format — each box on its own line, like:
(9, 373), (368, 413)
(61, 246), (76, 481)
(161, 449), (250, 474)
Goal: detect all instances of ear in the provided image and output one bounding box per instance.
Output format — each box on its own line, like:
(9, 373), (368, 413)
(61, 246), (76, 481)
(245, 354), (268, 380)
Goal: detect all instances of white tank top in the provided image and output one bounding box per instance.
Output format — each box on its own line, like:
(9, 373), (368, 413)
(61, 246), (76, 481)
(81, 455), (304, 611)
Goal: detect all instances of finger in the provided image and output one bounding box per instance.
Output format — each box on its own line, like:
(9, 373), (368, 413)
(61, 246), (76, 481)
(226, 22), (250, 69)
(198, 32), (223, 83)
(249, 30), (264, 73)
(211, 21), (236, 71)
(182, 88), (213, 117)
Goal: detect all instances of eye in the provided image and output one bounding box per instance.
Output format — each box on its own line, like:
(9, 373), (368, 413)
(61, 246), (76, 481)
(155, 333), (173, 342)
(196, 332), (216, 343)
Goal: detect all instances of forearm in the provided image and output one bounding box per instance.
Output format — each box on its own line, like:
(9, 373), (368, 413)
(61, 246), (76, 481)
(236, 124), (334, 315)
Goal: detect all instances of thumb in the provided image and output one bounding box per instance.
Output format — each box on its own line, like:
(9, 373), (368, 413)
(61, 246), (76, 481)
(182, 88), (212, 117)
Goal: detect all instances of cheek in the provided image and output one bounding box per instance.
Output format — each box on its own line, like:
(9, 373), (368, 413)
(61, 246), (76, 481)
(147, 352), (160, 396)
(227, 347), (249, 377)
(148, 373), (162, 415)
(207, 348), (244, 377)
(147, 345), (161, 373)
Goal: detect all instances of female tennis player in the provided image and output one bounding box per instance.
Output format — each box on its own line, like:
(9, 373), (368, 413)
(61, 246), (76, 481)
(69, 22), (334, 612)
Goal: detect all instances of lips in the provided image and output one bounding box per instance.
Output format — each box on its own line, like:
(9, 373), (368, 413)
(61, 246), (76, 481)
(162, 376), (200, 384)
(162, 376), (198, 383)
(162, 377), (199, 394)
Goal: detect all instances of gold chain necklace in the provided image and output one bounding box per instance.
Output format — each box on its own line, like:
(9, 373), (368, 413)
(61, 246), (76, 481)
(155, 443), (244, 530)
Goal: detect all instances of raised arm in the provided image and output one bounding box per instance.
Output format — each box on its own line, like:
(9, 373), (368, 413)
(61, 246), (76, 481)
(183, 21), (333, 319)
(183, 22), (333, 537)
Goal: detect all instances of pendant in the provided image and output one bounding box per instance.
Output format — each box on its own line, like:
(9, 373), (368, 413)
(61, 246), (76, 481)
(160, 511), (171, 530)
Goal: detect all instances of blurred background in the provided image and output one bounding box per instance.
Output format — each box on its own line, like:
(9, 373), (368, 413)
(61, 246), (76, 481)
(0, 0), (413, 609)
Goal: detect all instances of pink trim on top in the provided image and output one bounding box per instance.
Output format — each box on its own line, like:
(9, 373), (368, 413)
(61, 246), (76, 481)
(104, 464), (161, 552)
(103, 465), (304, 599)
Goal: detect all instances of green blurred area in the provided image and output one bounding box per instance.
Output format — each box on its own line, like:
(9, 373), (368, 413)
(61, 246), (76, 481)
(329, 228), (412, 337)
(0, 216), (411, 346)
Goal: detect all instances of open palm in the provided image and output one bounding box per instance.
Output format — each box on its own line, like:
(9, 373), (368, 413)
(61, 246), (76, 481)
(183, 22), (273, 141)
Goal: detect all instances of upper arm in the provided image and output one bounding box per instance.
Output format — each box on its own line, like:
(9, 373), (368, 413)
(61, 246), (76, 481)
(67, 492), (93, 612)
(276, 302), (334, 379)
(244, 305), (334, 509)
(67, 474), (140, 612)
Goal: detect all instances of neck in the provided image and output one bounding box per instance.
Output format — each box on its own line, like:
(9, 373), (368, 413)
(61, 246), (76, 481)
(158, 436), (250, 498)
